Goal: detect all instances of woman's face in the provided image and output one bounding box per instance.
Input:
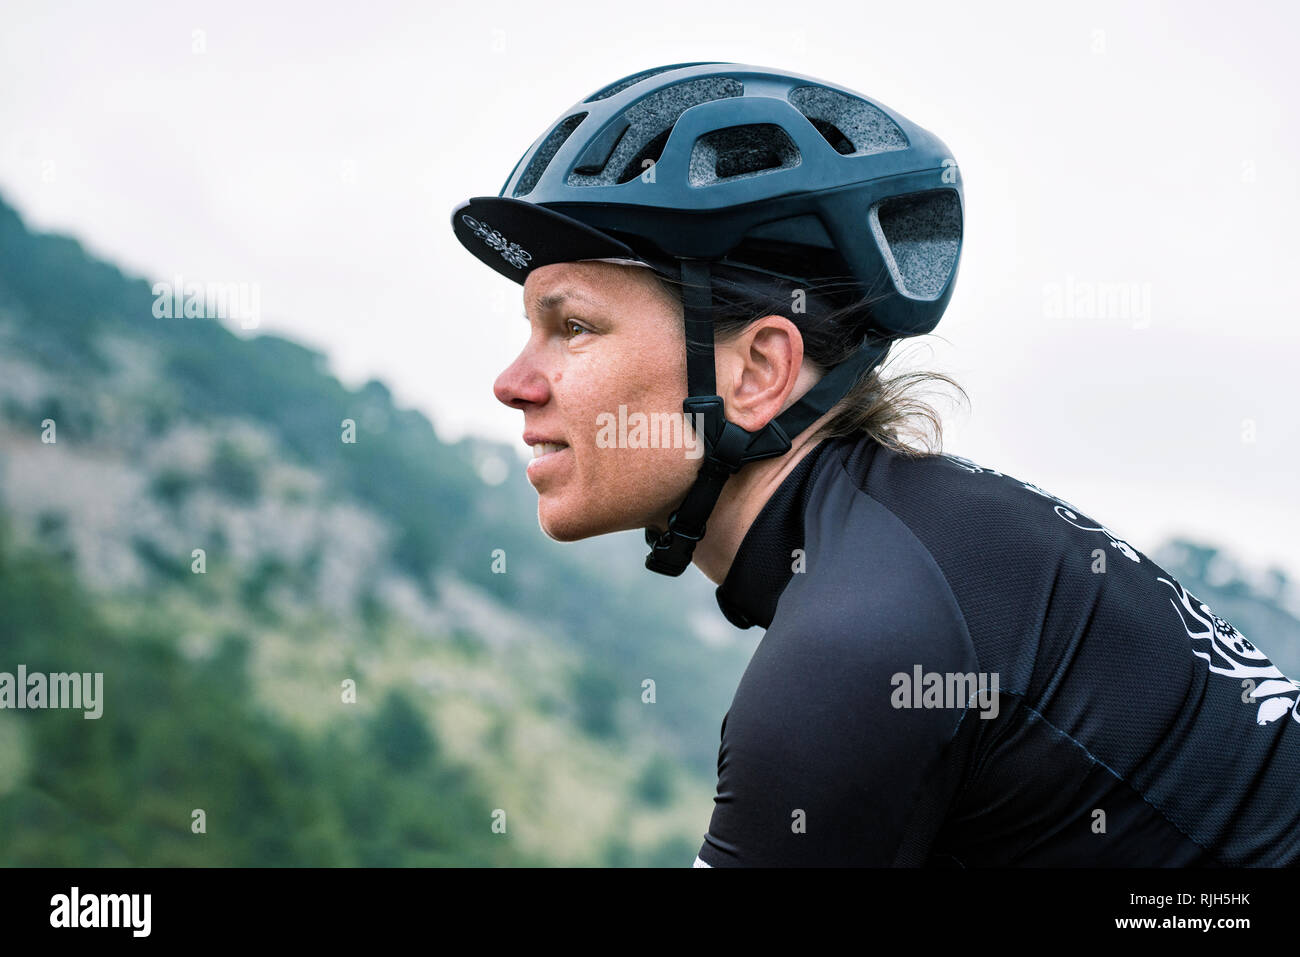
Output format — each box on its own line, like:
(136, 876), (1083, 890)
(494, 260), (699, 541)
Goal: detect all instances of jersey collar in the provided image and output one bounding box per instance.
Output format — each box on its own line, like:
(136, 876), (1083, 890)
(713, 434), (854, 629)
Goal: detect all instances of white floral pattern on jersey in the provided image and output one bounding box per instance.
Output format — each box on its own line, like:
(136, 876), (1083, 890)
(943, 452), (1297, 724)
(1157, 577), (1300, 725)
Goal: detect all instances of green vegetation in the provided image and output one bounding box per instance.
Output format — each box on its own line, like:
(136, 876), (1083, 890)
(0, 191), (742, 866)
(0, 518), (521, 866)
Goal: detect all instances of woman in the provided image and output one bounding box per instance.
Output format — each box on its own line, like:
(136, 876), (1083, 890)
(452, 62), (1300, 866)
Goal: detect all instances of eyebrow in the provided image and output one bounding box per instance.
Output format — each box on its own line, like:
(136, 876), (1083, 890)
(525, 288), (598, 317)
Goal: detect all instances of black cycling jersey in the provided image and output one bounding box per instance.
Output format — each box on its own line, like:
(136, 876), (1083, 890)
(694, 432), (1300, 867)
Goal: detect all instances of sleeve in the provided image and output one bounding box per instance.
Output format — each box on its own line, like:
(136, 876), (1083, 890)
(695, 548), (980, 867)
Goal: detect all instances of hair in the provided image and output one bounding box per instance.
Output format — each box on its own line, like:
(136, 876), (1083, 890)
(647, 263), (969, 457)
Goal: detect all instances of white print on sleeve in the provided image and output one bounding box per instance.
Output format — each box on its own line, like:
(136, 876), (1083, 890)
(1158, 576), (1300, 726)
(944, 453), (1300, 726)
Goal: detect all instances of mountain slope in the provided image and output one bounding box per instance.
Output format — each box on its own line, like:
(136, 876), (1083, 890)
(0, 192), (754, 865)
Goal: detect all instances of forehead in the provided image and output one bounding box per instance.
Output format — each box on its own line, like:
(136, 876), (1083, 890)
(523, 261), (657, 313)
(525, 262), (604, 301)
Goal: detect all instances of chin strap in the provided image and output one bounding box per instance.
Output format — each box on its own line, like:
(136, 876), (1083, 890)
(644, 259), (892, 577)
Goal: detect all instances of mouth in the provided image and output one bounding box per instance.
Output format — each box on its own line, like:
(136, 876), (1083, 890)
(524, 437), (571, 484)
(531, 441), (569, 459)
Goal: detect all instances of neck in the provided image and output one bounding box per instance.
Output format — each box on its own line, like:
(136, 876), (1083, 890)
(689, 412), (837, 586)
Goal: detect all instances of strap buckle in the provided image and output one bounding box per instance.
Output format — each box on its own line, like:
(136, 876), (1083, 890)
(643, 395), (794, 576)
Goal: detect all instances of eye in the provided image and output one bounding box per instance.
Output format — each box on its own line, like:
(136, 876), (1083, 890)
(564, 319), (591, 338)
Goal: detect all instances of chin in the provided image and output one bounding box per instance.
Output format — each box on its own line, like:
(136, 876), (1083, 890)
(537, 501), (639, 542)
(537, 503), (600, 542)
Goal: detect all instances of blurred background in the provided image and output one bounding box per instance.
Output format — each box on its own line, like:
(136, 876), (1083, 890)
(1, 0), (1298, 866)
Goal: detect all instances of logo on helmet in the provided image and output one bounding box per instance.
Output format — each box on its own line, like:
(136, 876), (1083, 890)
(462, 214), (532, 270)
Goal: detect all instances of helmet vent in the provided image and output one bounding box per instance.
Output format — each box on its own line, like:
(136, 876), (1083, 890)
(512, 112), (587, 197)
(583, 61), (729, 102)
(616, 126), (673, 184)
(688, 124), (800, 187)
(788, 86), (908, 156)
(566, 76), (743, 186)
(869, 190), (961, 300)
(806, 118), (855, 155)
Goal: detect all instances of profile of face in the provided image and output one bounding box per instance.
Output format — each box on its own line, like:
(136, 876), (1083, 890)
(493, 260), (701, 541)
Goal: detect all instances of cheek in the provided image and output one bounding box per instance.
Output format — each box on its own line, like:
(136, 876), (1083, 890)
(534, 329), (697, 535)
(568, 328), (691, 450)
(565, 342), (684, 439)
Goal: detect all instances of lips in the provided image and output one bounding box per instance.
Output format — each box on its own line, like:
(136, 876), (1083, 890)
(523, 432), (569, 458)
(524, 437), (570, 484)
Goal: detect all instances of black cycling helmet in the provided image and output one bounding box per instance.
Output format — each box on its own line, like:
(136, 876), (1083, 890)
(451, 61), (964, 576)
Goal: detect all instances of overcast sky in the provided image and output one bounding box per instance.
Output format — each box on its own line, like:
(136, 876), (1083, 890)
(2, 0), (1298, 585)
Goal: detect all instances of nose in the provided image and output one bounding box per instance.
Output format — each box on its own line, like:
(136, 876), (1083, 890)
(493, 343), (550, 410)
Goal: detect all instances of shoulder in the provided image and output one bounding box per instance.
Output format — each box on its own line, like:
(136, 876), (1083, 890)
(768, 441), (982, 675)
(785, 438), (1154, 681)
(850, 443), (1146, 565)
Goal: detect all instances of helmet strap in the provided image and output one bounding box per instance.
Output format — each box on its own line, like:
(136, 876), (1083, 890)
(644, 259), (895, 576)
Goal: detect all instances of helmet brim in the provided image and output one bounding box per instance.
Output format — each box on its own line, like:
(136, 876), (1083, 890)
(451, 196), (671, 285)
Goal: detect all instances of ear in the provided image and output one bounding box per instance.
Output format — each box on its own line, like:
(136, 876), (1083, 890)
(718, 316), (806, 432)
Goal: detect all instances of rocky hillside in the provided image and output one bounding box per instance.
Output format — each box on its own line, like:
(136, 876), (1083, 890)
(1, 191), (1297, 865)
(0, 193), (755, 866)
